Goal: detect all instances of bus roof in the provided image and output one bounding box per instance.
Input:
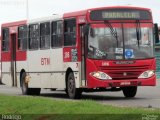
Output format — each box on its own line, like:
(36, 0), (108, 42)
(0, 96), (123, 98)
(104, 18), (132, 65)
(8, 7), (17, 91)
(63, 6), (151, 18)
(1, 6), (151, 27)
(28, 15), (62, 24)
(1, 15), (62, 28)
(1, 20), (26, 28)
(88, 6), (151, 11)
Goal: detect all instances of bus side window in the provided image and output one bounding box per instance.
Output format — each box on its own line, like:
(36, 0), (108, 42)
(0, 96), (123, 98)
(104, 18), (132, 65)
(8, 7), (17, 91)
(40, 22), (50, 49)
(18, 25), (28, 50)
(51, 21), (63, 48)
(29, 24), (40, 50)
(2, 28), (9, 52)
(64, 18), (76, 46)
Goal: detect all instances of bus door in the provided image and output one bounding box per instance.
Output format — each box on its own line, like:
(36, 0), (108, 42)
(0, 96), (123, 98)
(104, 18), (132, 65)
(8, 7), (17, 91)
(10, 33), (17, 86)
(80, 25), (86, 86)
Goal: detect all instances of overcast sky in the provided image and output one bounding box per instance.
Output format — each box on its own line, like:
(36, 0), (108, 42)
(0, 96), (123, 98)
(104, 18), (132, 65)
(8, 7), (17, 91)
(0, 0), (160, 27)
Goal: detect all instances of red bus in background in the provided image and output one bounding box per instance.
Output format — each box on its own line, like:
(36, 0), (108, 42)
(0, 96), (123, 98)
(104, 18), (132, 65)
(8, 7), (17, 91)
(1, 6), (159, 99)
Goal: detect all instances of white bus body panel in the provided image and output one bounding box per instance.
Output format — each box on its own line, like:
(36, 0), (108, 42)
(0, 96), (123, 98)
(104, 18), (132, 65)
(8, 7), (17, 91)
(1, 62), (12, 86)
(27, 49), (51, 88)
(50, 48), (65, 89)
(27, 48), (81, 89)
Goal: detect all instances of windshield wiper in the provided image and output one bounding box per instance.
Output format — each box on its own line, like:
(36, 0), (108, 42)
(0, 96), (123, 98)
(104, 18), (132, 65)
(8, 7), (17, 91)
(136, 20), (141, 48)
(104, 20), (118, 47)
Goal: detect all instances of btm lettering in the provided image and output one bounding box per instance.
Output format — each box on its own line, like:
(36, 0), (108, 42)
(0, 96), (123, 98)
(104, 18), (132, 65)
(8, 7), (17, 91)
(41, 58), (50, 65)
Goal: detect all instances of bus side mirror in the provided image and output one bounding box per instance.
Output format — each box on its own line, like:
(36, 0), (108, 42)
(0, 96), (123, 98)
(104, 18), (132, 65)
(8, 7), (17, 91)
(154, 23), (159, 43)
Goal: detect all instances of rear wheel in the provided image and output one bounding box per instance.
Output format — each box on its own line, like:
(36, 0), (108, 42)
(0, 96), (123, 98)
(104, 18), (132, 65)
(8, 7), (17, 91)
(122, 86), (137, 98)
(20, 72), (41, 95)
(67, 72), (82, 99)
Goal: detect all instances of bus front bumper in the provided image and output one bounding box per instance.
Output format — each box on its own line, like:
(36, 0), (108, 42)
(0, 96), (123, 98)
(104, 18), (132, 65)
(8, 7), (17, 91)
(87, 75), (156, 88)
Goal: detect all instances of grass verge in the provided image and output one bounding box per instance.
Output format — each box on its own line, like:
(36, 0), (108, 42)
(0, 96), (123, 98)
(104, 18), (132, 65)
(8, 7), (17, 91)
(0, 94), (159, 120)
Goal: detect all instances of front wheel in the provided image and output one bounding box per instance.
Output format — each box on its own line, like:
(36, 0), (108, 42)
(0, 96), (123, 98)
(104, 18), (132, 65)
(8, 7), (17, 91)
(67, 72), (82, 99)
(122, 86), (137, 98)
(20, 72), (41, 95)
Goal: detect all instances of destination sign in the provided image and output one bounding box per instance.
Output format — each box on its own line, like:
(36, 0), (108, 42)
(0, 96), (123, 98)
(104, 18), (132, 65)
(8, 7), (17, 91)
(102, 12), (140, 19)
(90, 9), (151, 20)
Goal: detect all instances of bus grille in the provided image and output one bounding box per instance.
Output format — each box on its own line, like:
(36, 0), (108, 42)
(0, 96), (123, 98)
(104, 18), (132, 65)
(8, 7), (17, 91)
(99, 65), (150, 80)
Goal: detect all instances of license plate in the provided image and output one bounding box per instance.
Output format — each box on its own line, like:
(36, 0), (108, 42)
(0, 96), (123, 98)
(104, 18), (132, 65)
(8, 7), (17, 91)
(120, 82), (131, 86)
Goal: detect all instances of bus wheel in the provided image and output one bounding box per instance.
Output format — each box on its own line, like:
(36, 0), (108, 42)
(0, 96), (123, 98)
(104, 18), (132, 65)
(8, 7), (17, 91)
(122, 86), (137, 98)
(67, 72), (82, 99)
(21, 72), (41, 95)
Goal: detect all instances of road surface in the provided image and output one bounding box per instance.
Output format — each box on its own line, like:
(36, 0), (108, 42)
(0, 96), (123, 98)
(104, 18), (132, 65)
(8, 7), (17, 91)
(0, 80), (160, 108)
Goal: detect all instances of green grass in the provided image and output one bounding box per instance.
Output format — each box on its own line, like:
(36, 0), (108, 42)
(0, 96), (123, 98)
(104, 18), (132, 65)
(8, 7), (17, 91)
(0, 94), (159, 120)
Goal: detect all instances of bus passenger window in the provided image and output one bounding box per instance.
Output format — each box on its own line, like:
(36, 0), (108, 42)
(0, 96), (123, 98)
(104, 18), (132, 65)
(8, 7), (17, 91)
(64, 18), (76, 46)
(18, 25), (28, 50)
(51, 21), (63, 48)
(2, 28), (9, 52)
(29, 24), (40, 50)
(40, 22), (50, 49)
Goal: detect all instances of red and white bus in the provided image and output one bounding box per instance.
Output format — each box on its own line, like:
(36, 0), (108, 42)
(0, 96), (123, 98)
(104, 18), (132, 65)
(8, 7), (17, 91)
(1, 6), (159, 99)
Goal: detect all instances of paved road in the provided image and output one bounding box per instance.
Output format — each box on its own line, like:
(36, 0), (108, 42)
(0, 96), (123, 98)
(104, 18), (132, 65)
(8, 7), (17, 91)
(0, 80), (160, 108)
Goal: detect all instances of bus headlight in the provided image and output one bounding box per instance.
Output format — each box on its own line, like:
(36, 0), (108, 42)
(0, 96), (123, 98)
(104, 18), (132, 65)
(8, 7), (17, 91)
(138, 70), (155, 79)
(90, 71), (112, 80)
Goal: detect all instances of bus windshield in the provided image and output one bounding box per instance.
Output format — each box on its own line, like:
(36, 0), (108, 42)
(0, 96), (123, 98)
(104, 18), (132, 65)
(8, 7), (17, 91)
(88, 23), (154, 60)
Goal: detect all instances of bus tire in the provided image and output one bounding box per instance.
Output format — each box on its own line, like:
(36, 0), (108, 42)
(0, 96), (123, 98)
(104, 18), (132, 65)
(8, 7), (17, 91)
(21, 72), (41, 95)
(122, 86), (137, 98)
(67, 72), (82, 99)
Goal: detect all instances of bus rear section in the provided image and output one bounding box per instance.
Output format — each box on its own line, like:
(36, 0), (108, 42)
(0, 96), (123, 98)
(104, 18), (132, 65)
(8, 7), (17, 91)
(1, 21), (27, 87)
